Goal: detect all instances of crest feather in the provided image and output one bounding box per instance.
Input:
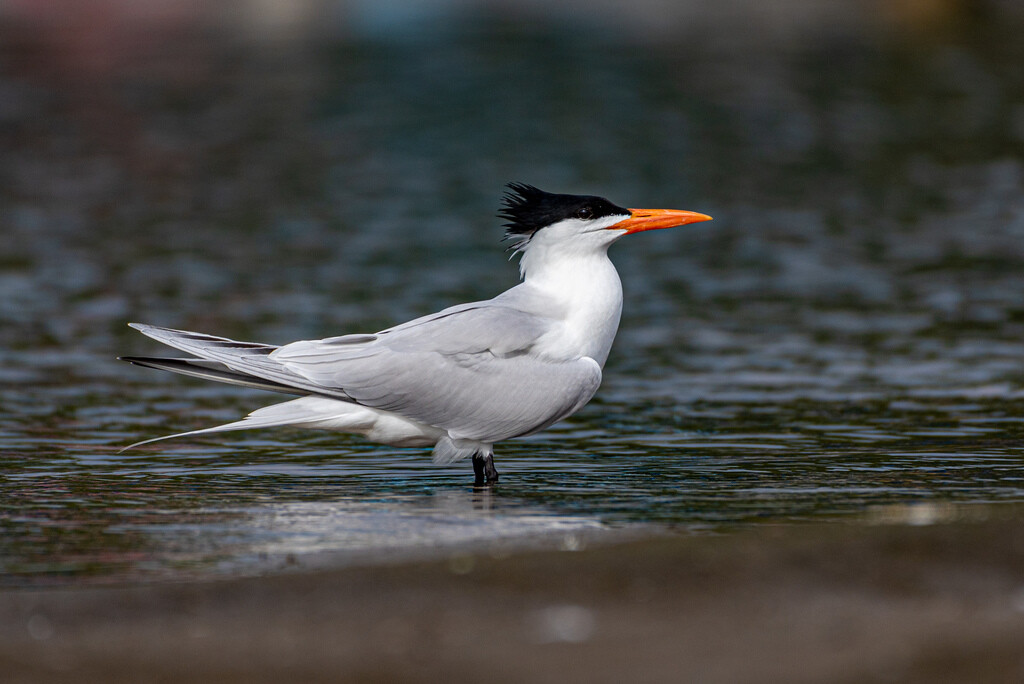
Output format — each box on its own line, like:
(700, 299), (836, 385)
(499, 183), (553, 240)
(497, 182), (629, 250)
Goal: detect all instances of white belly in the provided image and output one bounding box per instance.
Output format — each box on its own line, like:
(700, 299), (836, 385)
(269, 396), (445, 447)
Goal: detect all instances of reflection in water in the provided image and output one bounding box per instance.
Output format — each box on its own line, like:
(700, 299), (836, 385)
(244, 494), (604, 558)
(4, 9), (1024, 582)
(100, 492), (608, 582)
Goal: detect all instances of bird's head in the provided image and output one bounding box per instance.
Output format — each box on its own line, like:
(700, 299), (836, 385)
(499, 183), (712, 262)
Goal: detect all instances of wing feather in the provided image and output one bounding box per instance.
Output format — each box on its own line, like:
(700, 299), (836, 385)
(130, 298), (601, 443)
(127, 323), (354, 401)
(271, 303), (601, 442)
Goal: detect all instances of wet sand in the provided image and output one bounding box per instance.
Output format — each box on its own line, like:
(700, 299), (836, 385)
(3, 515), (1024, 684)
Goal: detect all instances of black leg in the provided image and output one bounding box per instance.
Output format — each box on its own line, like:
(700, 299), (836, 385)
(472, 452), (486, 486)
(483, 453), (499, 484)
(472, 451), (499, 486)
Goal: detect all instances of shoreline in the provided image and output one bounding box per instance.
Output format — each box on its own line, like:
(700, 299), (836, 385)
(4, 512), (1024, 683)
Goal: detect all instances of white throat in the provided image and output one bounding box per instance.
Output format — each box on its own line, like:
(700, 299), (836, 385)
(513, 226), (626, 367)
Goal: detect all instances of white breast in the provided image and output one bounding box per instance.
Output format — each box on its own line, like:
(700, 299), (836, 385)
(508, 246), (624, 367)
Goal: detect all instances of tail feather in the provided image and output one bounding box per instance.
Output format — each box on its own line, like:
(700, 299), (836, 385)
(121, 324), (373, 452)
(120, 420), (260, 452)
(120, 396), (358, 452)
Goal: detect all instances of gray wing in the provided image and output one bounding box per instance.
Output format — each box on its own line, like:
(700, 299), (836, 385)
(129, 300), (602, 443)
(271, 302), (602, 442)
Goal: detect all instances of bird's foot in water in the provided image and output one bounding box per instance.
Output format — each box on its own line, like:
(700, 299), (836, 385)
(472, 451), (499, 486)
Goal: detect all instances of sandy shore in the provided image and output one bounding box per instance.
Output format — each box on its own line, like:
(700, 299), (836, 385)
(3, 513), (1024, 684)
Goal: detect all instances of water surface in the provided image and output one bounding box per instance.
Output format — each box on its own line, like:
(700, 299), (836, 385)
(3, 13), (1024, 584)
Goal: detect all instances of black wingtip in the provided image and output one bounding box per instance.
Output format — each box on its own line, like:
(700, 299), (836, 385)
(116, 355), (312, 396)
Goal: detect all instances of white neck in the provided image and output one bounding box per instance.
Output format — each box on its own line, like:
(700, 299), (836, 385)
(514, 235), (624, 367)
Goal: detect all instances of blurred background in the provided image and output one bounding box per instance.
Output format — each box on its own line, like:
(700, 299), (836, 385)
(3, 0), (1024, 582)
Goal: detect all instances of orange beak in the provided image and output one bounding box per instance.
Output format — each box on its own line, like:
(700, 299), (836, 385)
(609, 208), (713, 235)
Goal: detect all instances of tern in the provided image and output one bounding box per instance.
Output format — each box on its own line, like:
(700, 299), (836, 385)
(120, 183), (711, 484)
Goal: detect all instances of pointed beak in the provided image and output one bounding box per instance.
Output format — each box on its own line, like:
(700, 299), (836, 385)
(609, 208), (713, 235)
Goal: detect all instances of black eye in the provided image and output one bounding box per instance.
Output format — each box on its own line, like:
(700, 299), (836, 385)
(576, 206), (594, 220)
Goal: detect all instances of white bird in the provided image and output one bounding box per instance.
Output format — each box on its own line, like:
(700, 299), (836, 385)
(121, 183), (711, 484)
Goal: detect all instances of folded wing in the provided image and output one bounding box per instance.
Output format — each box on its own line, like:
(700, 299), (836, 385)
(131, 301), (602, 443)
(274, 302), (601, 442)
